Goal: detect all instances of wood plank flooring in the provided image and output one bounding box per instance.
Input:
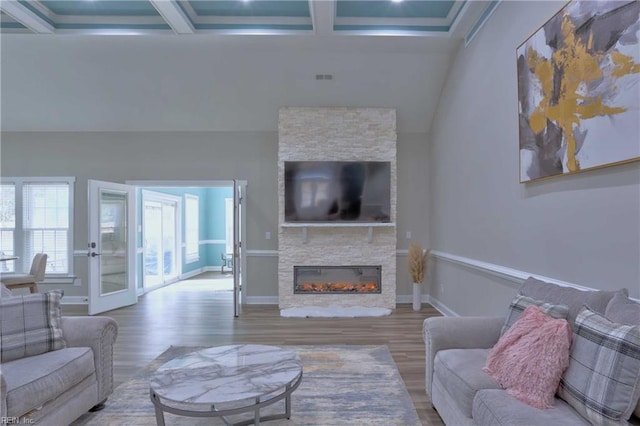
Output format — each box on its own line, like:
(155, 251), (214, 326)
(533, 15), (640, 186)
(62, 274), (444, 425)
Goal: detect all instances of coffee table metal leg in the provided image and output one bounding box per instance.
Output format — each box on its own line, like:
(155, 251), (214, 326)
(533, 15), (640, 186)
(154, 405), (166, 426)
(255, 398), (260, 426)
(285, 383), (292, 419)
(150, 391), (166, 426)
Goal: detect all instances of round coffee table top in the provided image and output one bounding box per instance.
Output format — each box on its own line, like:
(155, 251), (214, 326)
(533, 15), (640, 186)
(149, 344), (303, 408)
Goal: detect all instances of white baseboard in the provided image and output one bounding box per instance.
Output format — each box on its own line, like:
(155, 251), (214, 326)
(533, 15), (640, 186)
(243, 250), (412, 257)
(426, 295), (459, 317)
(180, 266), (224, 280)
(245, 296), (278, 305)
(180, 268), (203, 279)
(396, 294), (431, 304)
(61, 296), (88, 305)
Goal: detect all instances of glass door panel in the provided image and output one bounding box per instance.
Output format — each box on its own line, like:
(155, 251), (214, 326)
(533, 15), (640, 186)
(142, 192), (180, 290)
(162, 203), (177, 280)
(144, 201), (162, 288)
(100, 192), (128, 295)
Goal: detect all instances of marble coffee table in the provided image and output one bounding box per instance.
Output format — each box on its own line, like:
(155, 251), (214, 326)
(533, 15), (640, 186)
(149, 344), (303, 426)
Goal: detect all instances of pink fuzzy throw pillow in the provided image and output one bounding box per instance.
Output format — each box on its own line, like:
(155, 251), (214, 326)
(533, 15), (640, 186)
(484, 305), (572, 409)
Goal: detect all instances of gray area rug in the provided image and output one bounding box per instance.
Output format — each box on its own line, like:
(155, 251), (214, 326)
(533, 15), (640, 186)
(73, 345), (421, 425)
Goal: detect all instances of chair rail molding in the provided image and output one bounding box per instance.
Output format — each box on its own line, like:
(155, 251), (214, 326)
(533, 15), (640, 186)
(246, 250), (278, 257)
(430, 250), (638, 301)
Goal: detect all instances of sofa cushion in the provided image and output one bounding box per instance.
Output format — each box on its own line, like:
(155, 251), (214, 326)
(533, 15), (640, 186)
(2, 347), (95, 418)
(519, 276), (627, 327)
(0, 290), (66, 362)
(434, 348), (501, 417)
(473, 389), (591, 425)
(558, 306), (640, 425)
(485, 305), (572, 409)
(501, 294), (569, 335)
(605, 293), (640, 418)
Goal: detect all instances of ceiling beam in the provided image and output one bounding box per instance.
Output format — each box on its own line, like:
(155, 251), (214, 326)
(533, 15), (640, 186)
(310, 0), (335, 36)
(149, 0), (194, 35)
(0, 0), (54, 34)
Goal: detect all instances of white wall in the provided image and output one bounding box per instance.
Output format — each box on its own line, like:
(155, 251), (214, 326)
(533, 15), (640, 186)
(1, 131), (278, 298)
(0, 130), (430, 302)
(428, 1), (640, 316)
(0, 34), (456, 134)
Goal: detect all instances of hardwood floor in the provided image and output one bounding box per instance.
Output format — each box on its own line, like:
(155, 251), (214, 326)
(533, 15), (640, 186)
(62, 275), (444, 425)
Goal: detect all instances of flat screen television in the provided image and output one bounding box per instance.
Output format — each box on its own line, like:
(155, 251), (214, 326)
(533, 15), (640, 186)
(284, 161), (391, 223)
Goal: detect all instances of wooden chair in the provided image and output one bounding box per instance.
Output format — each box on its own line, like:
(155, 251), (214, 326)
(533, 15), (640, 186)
(1, 253), (48, 294)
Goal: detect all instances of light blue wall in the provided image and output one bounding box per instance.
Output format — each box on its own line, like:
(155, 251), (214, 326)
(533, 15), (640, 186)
(206, 187), (233, 266)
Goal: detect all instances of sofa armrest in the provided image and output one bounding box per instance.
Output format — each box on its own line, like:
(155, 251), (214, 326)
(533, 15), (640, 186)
(61, 316), (118, 404)
(423, 316), (503, 400)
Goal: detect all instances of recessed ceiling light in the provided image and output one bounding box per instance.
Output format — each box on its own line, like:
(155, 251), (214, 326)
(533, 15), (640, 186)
(391, 0), (403, 3)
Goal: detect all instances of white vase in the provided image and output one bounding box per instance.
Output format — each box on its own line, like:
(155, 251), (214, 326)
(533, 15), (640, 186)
(412, 283), (421, 311)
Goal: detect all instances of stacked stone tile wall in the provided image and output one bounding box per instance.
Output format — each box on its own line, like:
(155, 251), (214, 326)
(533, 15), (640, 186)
(278, 107), (397, 309)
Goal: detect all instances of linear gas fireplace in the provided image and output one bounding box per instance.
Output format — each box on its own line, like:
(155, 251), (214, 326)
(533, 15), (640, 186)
(294, 265), (382, 294)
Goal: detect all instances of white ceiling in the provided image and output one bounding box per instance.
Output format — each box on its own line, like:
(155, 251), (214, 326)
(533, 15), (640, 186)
(0, 2), (497, 134)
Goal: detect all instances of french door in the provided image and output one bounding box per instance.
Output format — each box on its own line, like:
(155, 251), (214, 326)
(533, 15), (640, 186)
(143, 191), (180, 290)
(88, 180), (137, 315)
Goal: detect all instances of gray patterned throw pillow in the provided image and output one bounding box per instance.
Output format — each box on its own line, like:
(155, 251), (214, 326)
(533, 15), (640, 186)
(501, 294), (569, 336)
(0, 289), (66, 362)
(558, 306), (640, 425)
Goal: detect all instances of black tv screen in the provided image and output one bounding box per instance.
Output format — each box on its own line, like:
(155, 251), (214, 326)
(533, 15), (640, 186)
(284, 161), (391, 223)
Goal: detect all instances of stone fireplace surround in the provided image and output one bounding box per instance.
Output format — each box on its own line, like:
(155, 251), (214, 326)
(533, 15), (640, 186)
(278, 107), (397, 313)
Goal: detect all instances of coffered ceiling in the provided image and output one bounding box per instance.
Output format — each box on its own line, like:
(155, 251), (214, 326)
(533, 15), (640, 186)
(1, 0), (497, 40)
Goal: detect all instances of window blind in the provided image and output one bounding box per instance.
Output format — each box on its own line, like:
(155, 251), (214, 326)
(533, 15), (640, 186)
(23, 183), (70, 274)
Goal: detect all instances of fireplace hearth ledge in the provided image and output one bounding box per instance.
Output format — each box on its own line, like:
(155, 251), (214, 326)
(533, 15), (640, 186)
(280, 306), (392, 318)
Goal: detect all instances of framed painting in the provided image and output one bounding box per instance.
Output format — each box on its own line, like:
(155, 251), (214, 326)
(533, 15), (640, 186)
(517, 0), (640, 183)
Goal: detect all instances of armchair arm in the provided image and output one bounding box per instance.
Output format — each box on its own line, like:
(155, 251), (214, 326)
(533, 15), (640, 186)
(423, 316), (503, 399)
(61, 316), (118, 404)
(1, 372), (6, 418)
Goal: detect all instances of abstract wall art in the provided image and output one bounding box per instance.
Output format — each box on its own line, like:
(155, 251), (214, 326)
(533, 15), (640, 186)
(517, 0), (640, 183)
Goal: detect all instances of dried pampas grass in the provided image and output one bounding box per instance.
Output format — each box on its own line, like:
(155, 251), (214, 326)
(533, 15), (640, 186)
(408, 243), (429, 283)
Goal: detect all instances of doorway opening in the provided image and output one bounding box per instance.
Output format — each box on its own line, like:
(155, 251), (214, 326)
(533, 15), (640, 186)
(129, 180), (246, 316)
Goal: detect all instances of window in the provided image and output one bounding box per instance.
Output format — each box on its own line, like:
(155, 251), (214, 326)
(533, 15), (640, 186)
(0, 184), (16, 273)
(0, 177), (75, 276)
(185, 194), (199, 263)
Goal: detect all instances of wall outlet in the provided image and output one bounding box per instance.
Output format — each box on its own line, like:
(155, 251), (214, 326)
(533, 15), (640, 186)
(405, 231), (412, 240)
(265, 231), (272, 240)
(440, 282), (444, 293)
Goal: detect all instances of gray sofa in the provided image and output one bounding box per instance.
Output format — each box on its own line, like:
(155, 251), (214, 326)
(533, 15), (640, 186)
(423, 277), (640, 425)
(0, 289), (118, 425)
